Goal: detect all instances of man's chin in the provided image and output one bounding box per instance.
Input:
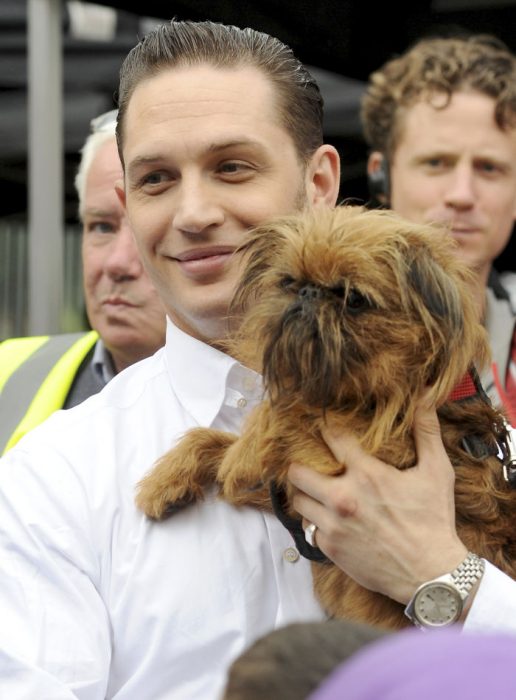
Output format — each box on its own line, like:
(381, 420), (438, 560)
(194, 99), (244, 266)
(167, 303), (233, 345)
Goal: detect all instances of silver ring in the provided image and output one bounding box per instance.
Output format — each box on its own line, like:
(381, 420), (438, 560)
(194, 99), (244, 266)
(304, 522), (317, 547)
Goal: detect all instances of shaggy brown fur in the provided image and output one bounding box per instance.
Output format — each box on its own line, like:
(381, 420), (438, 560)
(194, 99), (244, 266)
(136, 205), (516, 630)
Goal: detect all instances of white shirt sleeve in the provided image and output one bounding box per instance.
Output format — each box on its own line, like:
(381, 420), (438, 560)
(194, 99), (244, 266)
(463, 559), (516, 633)
(0, 443), (111, 698)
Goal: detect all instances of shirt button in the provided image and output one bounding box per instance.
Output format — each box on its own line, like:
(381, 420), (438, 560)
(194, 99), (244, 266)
(283, 547), (300, 563)
(237, 397), (248, 409)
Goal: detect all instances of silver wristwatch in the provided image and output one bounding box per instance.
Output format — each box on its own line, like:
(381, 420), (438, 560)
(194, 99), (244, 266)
(404, 552), (485, 629)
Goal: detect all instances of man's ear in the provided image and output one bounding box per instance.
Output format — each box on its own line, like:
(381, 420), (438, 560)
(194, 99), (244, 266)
(305, 144), (340, 207)
(367, 152), (389, 205)
(115, 178), (126, 209)
(367, 151), (384, 176)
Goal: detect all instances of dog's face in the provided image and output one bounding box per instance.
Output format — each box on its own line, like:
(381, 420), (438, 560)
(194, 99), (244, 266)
(230, 206), (488, 419)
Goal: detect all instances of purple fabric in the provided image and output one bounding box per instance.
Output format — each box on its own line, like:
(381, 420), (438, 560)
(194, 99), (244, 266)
(309, 627), (516, 700)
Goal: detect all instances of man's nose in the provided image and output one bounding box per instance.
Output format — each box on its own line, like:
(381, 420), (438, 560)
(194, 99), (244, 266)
(105, 224), (143, 281)
(172, 179), (225, 235)
(444, 165), (476, 209)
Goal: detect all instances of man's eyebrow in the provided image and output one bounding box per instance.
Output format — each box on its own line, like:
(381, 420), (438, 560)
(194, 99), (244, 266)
(127, 155), (164, 176)
(474, 153), (512, 166)
(127, 139), (267, 173)
(81, 207), (117, 222)
(206, 139), (266, 153)
(413, 148), (451, 156)
(411, 150), (454, 162)
(83, 207), (116, 218)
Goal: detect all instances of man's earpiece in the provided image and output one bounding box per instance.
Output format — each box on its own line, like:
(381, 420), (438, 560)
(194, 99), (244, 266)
(367, 154), (390, 207)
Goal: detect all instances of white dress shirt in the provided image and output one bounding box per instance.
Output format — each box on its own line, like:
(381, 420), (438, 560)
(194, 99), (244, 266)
(0, 320), (515, 699)
(0, 320), (323, 700)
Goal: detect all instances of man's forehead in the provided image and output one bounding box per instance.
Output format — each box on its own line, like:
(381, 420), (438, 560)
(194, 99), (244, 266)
(125, 64), (278, 125)
(399, 90), (499, 123)
(121, 64), (290, 164)
(87, 162), (123, 190)
(89, 139), (122, 174)
(394, 92), (516, 142)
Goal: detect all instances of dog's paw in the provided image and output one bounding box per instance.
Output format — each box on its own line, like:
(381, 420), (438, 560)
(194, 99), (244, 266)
(134, 427), (238, 519)
(135, 470), (202, 520)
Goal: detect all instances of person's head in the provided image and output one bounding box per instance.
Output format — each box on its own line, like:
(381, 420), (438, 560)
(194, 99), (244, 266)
(361, 35), (516, 289)
(222, 619), (388, 700)
(114, 20), (340, 345)
(75, 109), (166, 372)
(309, 627), (516, 700)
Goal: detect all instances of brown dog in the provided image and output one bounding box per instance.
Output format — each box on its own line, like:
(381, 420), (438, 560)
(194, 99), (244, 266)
(136, 205), (516, 630)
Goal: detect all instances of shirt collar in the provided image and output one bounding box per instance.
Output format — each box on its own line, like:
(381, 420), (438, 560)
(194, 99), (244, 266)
(92, 338), (117, 384)
(164, 318), (263, 428)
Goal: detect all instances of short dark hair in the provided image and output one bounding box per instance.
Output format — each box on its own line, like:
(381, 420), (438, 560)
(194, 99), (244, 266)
(222, 619), (388, 700)
(361, 34), (516, 159)
(116, 20), (324, 164)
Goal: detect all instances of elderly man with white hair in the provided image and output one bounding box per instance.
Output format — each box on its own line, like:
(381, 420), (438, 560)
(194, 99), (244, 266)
(0, 109), (166, 454)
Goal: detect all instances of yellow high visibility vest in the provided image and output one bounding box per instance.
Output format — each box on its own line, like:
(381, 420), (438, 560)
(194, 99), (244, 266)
(0, 331), (98, 454)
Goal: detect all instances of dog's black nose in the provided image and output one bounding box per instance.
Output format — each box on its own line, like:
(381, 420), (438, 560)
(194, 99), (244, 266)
(298, 284), (322, 301)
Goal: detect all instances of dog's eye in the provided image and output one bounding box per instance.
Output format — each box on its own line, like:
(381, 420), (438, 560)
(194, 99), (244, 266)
(345, 288), (369, 313)
(279, 275), (296, 290)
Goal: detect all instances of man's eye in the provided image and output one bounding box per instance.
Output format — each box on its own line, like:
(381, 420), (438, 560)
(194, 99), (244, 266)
(218, 161), (252, 175)
(88, 221), (115, 234)
(479, 161), (500, 174)
(142, 171), (167, 185)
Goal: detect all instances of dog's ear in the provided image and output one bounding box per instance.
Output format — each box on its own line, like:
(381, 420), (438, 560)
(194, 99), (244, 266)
(406, 249), (481, 395)
(408, 251), (465, 334)
(407, 249), (491, 399)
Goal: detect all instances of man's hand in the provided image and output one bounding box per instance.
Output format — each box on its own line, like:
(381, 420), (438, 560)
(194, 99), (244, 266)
(288, 395), (468, 604)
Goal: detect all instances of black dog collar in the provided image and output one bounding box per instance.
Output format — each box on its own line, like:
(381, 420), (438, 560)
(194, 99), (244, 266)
(449, 366), (516, 486)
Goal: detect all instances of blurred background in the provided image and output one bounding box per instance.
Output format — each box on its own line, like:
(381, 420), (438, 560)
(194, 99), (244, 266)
(1, 0), (515, 339)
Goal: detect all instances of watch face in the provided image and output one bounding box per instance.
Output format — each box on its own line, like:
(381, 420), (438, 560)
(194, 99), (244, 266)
(414, 582), (462, 627)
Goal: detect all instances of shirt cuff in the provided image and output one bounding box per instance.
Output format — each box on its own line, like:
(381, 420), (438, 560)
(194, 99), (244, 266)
(463, 559), (516, 633)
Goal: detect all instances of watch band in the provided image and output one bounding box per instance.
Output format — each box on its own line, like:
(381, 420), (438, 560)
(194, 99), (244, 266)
(450, 551), (485, 599)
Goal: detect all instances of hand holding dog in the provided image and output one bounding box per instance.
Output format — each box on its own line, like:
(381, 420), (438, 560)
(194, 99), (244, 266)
(289, 396), (469, 607)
